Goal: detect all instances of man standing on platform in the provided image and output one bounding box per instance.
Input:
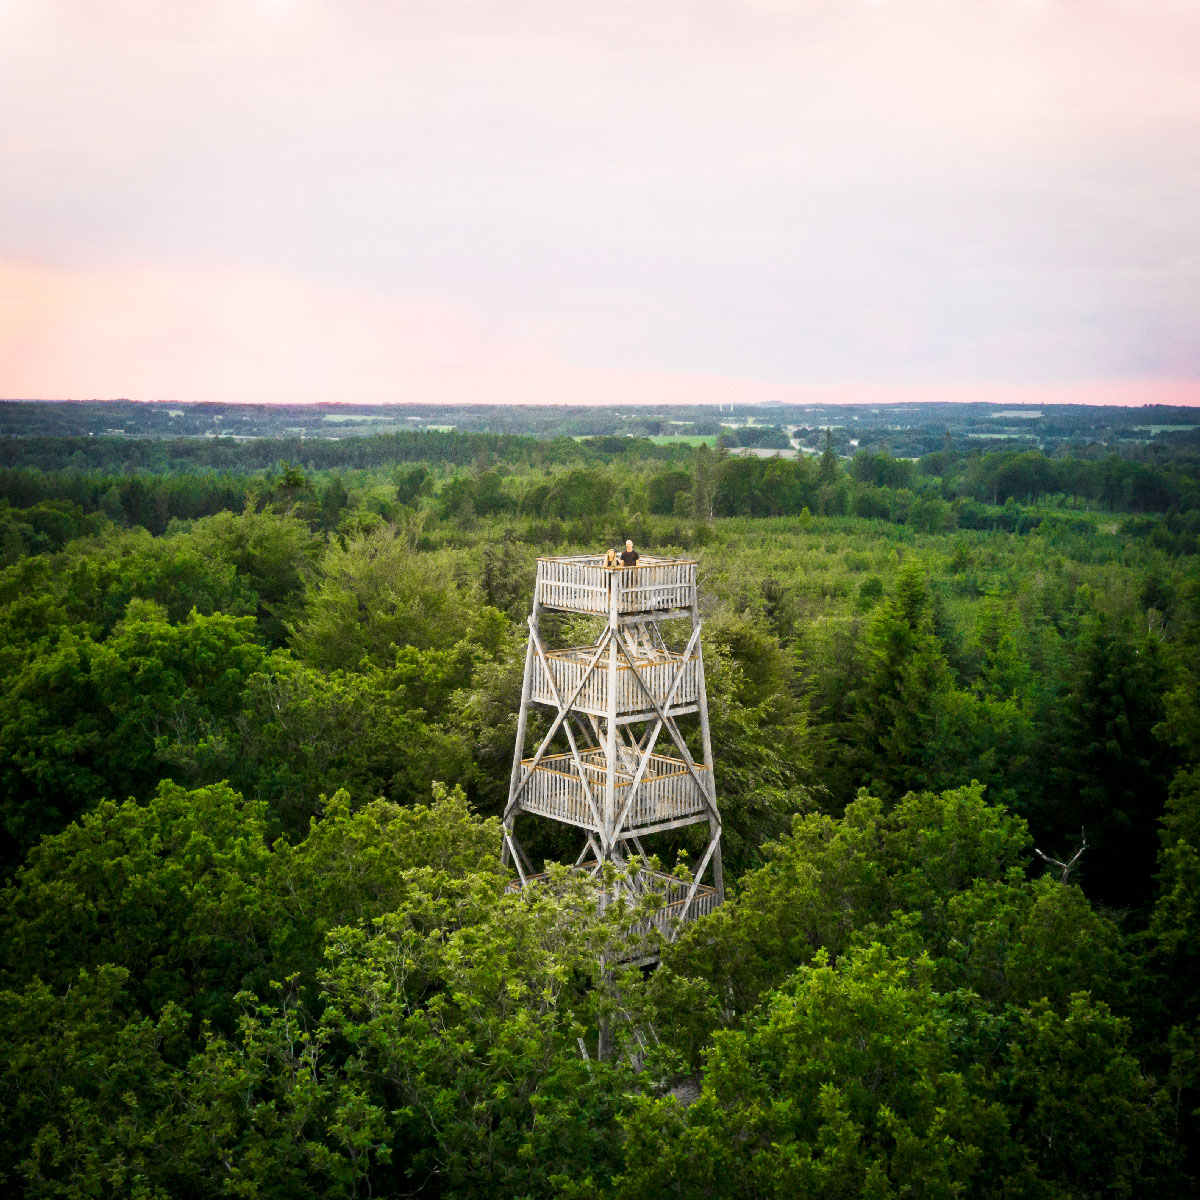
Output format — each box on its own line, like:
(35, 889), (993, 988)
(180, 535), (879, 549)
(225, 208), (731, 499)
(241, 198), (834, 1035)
(620, 539), (640, 568)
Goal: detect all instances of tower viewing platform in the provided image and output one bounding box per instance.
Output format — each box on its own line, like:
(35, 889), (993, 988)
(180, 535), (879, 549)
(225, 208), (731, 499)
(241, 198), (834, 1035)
(529, 643), (701, 720)
(504, 551), (722, 947)
(535, 554), (697, 617)
(517, 748), (711, 836)
(506, 867), (721, 939)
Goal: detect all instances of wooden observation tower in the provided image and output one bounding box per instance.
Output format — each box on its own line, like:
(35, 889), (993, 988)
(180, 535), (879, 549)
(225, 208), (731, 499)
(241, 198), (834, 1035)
(502, 554), (723, 939)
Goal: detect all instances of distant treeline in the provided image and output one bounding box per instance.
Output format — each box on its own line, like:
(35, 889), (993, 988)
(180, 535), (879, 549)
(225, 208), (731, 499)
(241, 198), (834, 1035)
(685, 446), (1198, 516)
(0, 431), (689, 474)
(3, 438), (1199, 566)
(918, 446), (1199, 511)
(2, 432), (1197, 515)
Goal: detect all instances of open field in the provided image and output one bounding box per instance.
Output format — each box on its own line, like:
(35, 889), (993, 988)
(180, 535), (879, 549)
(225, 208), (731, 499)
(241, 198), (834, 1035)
(647, 434), (718, 446)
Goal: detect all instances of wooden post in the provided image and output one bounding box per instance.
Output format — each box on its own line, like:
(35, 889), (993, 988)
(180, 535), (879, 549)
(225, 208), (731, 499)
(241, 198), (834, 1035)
(693, 598), (724, 901)
(597, 1008), (612, 1063)
(604, 567), (620, 849)
(505, 599), (539, 801)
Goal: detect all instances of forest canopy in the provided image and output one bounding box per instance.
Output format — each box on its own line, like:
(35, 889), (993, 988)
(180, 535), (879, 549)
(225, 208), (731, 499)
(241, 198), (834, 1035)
(0, 415), (1198, 1198)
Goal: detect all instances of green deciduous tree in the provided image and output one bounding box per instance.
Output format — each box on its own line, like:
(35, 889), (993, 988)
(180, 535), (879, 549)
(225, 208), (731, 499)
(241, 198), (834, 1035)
(0, 781), (273, 1019)
(661, 783), (1029, 1046)
(292, 524), (486, 670)
(0, 602), (268, 867)
(613, 949), (1022, 1200)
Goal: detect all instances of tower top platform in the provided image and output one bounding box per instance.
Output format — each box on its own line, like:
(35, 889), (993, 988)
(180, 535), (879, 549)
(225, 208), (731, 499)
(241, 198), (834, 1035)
(535, 554), (697, 618)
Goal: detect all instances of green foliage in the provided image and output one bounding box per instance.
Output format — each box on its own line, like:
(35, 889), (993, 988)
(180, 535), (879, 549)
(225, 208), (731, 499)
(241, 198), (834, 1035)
(0, 966), (193, 1198)
(1149, 767), (1200, 1006)
(0, 965), (396, 1198)
(917, 873), (1129, 1010)
(993, 995), (1179, 1197)
(663, 783), (1030, 1036)
(178, 509), (318, 646)
(265, 783), (507, 981)
(543, 468), (618, 519)
(614, 949), (1023, 1200)
(1, 781), (272, 1019)
(713, 454), (819, 517)
(1048, 612), (1171, 910)
(0, 508), (314, 648)
(0, 426), (1195, 1197)
(0, 526), (255, 640)
(701, 612), (813, 871)
(159, 649), (480, 837)
(719, 423), (791, 449)
(292, 525), (478, 669)
(0, 781), (658, 1198)
(315, 866), (650, 1196)
(853, 568), (943, 782)
(628, 785), (1176, 1199)
(0, 602), (268, 866)
(647, 470), (692, 515)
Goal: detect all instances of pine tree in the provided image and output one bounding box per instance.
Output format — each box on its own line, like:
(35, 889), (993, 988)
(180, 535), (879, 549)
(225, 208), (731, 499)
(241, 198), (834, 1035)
(1047, 613), (1169, 910)
(692, 443), (715, 523)
(818, 429), (839, 487)
(848, 565), (954, 799)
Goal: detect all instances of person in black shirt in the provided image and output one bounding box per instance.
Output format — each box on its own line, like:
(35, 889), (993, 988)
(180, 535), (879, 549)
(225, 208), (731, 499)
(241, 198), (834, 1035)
(620, 539), (640, 567)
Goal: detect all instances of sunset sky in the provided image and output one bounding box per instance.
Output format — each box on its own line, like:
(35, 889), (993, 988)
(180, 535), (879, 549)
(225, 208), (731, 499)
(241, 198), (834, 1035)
(2, 0), (1198, 407)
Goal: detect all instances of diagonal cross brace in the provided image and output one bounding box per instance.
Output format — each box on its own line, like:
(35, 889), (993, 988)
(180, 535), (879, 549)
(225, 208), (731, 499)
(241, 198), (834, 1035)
(526, 625), (605, 833)
(677, 830), (720, 925)
(504, 622), (610, 820)
(608, 626), (702, 842)
(608, 624), (704, 845)
(574, 834), (605, 869)
(504, 827), (532, 885)
(610, 627), (711, 829)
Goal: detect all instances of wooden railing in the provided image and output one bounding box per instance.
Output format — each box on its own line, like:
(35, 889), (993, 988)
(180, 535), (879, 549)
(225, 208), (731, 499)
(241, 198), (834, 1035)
(530, 646), (700, 716)
(648, 882), (721, 933)
(535, 555), (697, 616)
(518, 748), (709, 832)
(504, 867), (720, 935)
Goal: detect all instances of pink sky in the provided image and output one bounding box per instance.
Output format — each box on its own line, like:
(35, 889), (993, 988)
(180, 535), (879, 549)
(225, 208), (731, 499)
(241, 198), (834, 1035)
(2, 2), (1198, 406)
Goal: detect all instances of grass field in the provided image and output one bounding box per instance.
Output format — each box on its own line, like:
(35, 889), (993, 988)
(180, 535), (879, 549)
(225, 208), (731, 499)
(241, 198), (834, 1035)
(647, 434), (718, 446)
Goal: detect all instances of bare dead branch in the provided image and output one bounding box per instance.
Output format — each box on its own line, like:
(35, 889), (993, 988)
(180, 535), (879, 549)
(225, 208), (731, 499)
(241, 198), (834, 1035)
(1035, 829), (1088, 884)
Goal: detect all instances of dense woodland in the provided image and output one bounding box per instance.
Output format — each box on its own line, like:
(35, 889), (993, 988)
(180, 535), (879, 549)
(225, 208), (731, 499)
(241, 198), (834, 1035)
(1, 420), (1199, 1198)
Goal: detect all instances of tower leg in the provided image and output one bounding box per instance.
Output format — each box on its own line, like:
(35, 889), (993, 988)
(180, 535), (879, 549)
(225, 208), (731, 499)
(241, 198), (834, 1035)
(693, 602), (724, 902)
(707, 816), (725, 900)
(504, 824), (533, 879)
(603, 636), (618, 852)
(503, 601), (539, 869)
